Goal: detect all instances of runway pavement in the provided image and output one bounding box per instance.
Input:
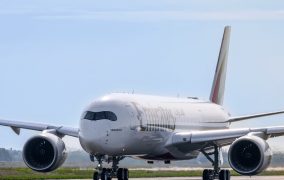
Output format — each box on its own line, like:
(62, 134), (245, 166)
(130, 178), (284, 180)
(63, 177), (284, 180)
(129, 176), (284, 180)
(136, 177), (284, 180)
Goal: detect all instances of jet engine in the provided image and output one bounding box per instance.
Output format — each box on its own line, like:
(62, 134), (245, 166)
(228, 135), (272, 176)
(22, 132), (67, 172)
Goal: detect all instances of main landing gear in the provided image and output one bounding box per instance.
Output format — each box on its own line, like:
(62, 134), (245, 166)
(92, 155), (129, 180)
(201, 145), (231, 180)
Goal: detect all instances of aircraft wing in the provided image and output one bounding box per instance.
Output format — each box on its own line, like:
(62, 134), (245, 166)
(0, 118), (79, 137)
(227, 110), (284, 123)
(165, 126), (284, 152)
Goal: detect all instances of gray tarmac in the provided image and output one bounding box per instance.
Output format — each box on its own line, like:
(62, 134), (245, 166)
(129, 178), (284, 180)
(63, 177), (284, 180)
(136, 177), (284, 180)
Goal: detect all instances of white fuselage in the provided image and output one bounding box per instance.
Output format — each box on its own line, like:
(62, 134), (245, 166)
(79, 93), (230, 160)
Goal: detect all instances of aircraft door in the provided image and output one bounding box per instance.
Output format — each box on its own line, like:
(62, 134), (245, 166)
(129, 102), (143, 130)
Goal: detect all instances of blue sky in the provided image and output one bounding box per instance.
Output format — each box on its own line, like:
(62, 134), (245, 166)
(1, 0), (284, 151)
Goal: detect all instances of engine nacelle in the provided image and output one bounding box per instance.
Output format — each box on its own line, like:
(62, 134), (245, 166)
(228, 135), (272, 176)
(22, 132), (67, 172)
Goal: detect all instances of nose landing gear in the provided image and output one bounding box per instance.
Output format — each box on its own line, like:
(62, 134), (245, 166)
(92, 155), (129, 180)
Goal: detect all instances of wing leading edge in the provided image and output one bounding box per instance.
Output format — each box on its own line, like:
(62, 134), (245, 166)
(0, 118), (79, 137)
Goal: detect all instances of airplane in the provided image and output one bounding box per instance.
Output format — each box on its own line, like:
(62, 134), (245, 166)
(0, 26), (284, 180)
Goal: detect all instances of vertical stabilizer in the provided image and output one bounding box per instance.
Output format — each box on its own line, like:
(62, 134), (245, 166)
(210, 26), (231, 105)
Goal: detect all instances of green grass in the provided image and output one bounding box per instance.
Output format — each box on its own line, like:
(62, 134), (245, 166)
(0, 168), (284, 179)
(0, 168), (93, 180)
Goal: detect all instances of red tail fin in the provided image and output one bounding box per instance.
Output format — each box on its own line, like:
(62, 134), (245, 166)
(210, 26), (231, 105)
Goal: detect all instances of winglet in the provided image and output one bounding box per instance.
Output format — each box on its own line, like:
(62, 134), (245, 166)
(210, 26), (231, 105)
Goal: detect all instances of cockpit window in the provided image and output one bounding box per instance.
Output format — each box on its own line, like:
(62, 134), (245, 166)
(84, 111), (117, 121)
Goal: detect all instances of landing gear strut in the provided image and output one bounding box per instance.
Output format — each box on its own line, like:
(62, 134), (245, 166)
(92, 155), (128, 180)
(201, 145), (230, 180)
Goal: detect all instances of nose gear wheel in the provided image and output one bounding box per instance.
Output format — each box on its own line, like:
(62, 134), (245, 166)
(92, 155), (128, 180)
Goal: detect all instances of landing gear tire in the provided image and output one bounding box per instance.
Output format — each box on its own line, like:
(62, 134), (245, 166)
(123, 168), (129, 180)
(219, 169), (230, 180)
(101, 168), (108, 180)
(117, 168), (129, 180)
(106, 169), (112, 180)
(202, 169), (210, 180)
(219, 170), (225, 180)
(208, 169), (214, 178)
(93, 171), (99, 180)
(226, 170), (230, 180)
(117, 168), (122, 180)
(202, 169), (230, 180)
(202, 169), (214, 180)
